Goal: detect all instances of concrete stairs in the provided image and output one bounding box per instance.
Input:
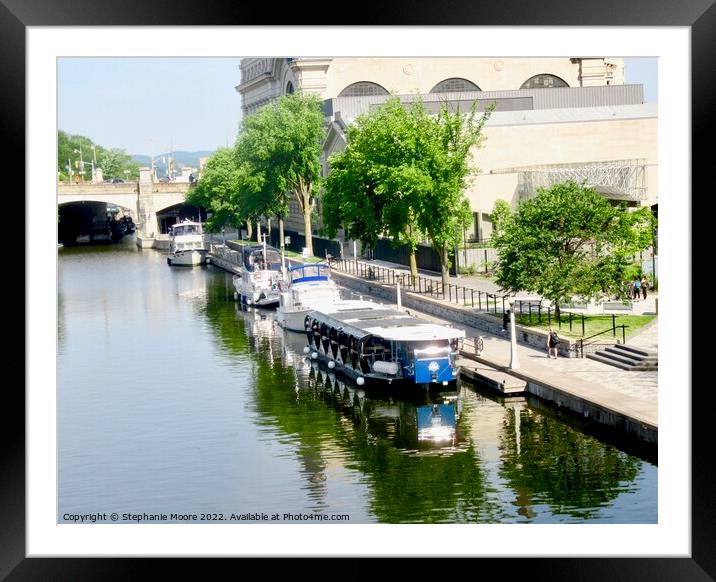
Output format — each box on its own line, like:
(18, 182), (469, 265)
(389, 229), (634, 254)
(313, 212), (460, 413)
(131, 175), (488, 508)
(587, 343), (658, 371)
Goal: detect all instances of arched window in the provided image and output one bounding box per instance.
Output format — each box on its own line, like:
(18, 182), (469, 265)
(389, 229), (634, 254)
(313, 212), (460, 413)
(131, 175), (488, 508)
(338, 81), (389, 97)
(285, 81), (295, 94)
(430, 78), (481, 93)
(520, 74), (569, 89)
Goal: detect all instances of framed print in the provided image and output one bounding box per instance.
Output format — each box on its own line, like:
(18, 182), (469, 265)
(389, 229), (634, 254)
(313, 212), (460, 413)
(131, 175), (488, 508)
(5, 0), (710, 578)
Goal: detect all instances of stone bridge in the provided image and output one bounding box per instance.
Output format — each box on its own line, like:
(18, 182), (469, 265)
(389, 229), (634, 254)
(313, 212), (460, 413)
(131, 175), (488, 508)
(57, 168), (193, 247)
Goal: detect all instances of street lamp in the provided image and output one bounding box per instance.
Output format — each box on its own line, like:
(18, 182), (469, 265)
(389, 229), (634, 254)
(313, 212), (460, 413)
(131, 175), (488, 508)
(73, 147), (84, 183)
(91, 145), (97, 182)
(508, 298), (520, 370)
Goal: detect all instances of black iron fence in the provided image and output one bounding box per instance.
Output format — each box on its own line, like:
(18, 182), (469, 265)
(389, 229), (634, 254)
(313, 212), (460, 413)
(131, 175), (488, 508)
(513, 302), (630, 339)
(333, 258), (509, 312)
(333, 259), (632, 341)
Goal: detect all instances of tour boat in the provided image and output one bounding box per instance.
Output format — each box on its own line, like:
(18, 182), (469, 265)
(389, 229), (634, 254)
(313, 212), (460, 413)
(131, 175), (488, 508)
(276, 263), (342, 332)
(167, 219), (207, 266)
(303, 299), (464, 388)
(232, 243), (283, 307)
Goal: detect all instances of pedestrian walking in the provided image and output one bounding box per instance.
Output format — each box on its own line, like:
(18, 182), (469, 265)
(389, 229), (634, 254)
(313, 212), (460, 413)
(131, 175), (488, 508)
(632, 277), (641, 301)
(547, 328), (559, 359)
(502, 309), (510, 332)
(641, 276), (649, 300)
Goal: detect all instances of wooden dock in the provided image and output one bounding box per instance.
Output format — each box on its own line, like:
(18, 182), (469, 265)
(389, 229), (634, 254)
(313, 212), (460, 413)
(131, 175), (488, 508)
(457, 357), (527, 396)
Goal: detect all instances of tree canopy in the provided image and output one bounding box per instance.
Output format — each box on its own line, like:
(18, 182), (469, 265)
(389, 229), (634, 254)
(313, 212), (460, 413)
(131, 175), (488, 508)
(58, 130), (139, 182)
(491, 181), (654, 310)
(185, 147), (248, 233)
(233, 93), (325, 254)
(323, 96), (492, 285)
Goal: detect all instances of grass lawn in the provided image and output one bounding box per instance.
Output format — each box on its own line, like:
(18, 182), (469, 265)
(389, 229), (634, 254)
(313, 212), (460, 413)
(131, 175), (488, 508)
(486, 311), (656, 340)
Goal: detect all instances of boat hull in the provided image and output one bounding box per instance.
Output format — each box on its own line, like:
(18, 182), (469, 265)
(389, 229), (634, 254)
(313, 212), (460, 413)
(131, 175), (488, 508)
(277, 307), (310, 332)
(308, 348), (460, 389)
(233, 272), (282, 308)
(168, 249), (207, 266)
(238, 293), (280, 307)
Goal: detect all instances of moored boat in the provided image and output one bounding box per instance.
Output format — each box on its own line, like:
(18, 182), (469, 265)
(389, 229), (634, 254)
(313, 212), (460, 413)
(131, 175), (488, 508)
(167, 219), (207, 266)
(276, 263), (342, 332)
(304, 299), (464, 388)
(233, 243), (283, 307)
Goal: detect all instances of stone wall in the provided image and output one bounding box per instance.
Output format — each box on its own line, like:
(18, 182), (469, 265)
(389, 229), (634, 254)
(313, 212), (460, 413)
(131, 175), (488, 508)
(329, 270), (576, 357)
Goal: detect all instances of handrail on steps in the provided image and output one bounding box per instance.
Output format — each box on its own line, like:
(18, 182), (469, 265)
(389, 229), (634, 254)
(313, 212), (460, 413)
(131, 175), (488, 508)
(576, 325), (629, 357)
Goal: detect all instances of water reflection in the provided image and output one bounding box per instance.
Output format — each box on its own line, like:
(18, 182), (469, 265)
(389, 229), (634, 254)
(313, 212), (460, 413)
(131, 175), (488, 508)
(219, 278), (655, 523)
(58, 252), (656, 524)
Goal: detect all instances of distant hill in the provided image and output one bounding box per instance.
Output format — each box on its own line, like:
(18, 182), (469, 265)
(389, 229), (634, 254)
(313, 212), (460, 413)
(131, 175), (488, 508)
(132, 150), (215, 177)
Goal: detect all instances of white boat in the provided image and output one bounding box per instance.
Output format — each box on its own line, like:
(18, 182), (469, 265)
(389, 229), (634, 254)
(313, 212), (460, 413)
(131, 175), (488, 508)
(232, 243), (283, 307)
(276, 263), (342, 332)
(304, 299), (465, 388)
(167, 220), (207, 266)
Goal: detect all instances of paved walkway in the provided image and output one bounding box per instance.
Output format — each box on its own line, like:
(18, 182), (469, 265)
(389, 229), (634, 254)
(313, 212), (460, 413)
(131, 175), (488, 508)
(335, 257), (659, 427)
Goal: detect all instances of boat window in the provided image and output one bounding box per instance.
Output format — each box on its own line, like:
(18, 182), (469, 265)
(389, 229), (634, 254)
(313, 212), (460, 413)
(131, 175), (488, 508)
(174, 225), (198, 236)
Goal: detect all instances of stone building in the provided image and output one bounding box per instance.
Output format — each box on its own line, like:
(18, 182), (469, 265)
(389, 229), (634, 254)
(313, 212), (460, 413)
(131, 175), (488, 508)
(236, 58), (655, 248)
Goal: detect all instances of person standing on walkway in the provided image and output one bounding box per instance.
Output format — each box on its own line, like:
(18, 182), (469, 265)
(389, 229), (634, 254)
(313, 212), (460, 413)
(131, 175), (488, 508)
(502, 309), (510, 332)
(641, 276), (649, 300)
(632, 277), (641, 301)
(547, 328), (559, 359)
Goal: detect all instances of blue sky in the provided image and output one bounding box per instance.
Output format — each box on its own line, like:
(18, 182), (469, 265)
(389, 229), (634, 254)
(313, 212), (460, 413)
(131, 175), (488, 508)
(58, 57), (657, 156)
(623, 57), (658, 103)
(58, 58), (243, 156)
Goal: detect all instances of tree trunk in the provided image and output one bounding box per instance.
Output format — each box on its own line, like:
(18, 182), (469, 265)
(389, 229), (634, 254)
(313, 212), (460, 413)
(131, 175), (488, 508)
(267, 217), (272, 245)
(279, 217), (285, 250)
(302, 202), (313, 257)
(245, 220), (252, 241)
(256, 221), (261, 243)
(409, 248), (418, 284)
(440, 244), (450, 289)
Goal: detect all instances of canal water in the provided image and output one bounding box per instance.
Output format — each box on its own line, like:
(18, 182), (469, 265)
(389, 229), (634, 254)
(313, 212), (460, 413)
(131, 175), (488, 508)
(58, 239), (657, 524)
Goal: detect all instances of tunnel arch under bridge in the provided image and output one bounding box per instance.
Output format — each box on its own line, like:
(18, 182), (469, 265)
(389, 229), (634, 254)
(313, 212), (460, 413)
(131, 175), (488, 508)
(155, 202), (208, 235)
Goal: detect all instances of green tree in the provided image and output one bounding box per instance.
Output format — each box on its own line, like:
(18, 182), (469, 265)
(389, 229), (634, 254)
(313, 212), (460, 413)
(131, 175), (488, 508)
(323, 96), (492, 286)
(57, 131), (139, 182)
(99, 148), (139, 181)
(58, 131), (105, 182)
(490, 199), (513, 238)
(235, 93), (325, 255)
(491, 181), (653, 314)
(419, 100), (493, 286)
(235, 109), (291, 247)
(323, 98), (431, 280)
(186, 147), (248, 233)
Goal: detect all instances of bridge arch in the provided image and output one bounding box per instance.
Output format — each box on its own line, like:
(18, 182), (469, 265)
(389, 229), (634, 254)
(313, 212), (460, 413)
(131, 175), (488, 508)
(156, 202), (208, 235)
(58, 178), (194, 244)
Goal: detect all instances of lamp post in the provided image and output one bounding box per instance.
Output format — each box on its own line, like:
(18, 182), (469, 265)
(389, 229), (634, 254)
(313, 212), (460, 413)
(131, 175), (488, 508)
(73, 147), (84, 183)
(91, 145), (97, 182)
(508, 299), (520, 370)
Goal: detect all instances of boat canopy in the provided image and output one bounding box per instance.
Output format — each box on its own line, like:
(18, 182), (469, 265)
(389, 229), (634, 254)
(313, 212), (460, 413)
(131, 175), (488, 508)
(242, 245), (282, 271)
(289, 263), (331, 284)
(307, 303), (464, 343)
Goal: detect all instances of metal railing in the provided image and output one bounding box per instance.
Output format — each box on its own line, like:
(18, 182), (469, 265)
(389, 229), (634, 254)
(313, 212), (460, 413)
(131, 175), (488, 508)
(513, 303), (630, 339)
(332, 258), (509, 312)
(330, 259), (630, 340)
(575, 325), (629, 358)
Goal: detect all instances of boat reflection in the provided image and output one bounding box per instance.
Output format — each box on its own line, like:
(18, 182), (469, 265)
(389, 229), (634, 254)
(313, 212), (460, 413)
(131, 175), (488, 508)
(305, 358), (463, 452)
(233, 304), (465, 453)
(417, 403), (460, 443)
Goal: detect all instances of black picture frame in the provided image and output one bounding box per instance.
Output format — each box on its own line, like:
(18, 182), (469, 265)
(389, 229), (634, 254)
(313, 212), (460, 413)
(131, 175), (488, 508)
(6, 1), (707, 578)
